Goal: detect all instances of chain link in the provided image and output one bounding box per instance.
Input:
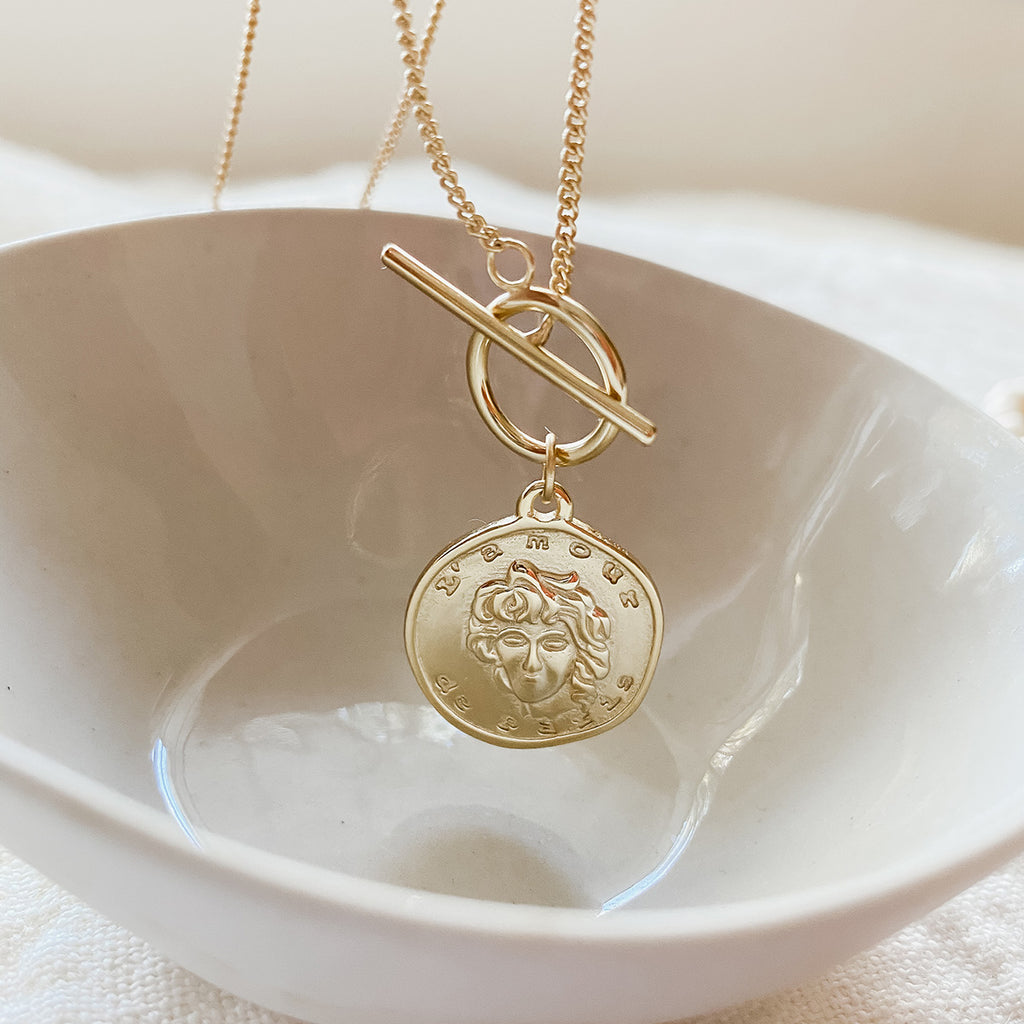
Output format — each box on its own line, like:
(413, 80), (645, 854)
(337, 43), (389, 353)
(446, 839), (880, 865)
(550, 0), (595, 296)
(392, 0), (597, 290)
(360, 0), (447, 211)
(211, 0), (598, 291)
(212, 0), (261, 210)
(392, 0), (504, 252)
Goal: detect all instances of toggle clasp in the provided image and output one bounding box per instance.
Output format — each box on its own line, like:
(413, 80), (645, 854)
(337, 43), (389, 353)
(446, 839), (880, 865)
(381, 243), (656, 464)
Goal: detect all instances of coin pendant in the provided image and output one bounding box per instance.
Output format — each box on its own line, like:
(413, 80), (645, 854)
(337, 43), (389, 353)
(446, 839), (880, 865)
(405, 482), (663, 748)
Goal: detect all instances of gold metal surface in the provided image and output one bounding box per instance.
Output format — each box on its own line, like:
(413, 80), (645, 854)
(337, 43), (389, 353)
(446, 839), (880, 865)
(360, 0), (447, 210)
(212, 0), (261, 210)
(542, 432), (560, 504)
(486, 238), (537, 293)
(390, 0), (597, 297)
(210, 0), (663, 751)
(405, 482), (663, 748)
(389, 0), (664, 746)
(466, 282), (636, 464)
(381, 245), (656, 453)
(549, 0), (596, 296)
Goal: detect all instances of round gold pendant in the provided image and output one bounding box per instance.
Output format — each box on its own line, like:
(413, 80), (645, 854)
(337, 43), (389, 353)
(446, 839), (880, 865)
(405, 482), (663, 748)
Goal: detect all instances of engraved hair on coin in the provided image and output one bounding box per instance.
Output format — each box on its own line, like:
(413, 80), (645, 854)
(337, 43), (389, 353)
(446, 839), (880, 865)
(466, 560), (611, 717)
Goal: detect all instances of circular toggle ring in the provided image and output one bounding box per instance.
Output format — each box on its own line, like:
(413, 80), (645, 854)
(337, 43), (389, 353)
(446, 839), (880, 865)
(466, 286), (627, 466)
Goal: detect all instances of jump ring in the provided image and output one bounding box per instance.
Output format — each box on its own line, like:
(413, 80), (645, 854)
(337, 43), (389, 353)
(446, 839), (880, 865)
(542, 431), (558, 504)
(486, 237), (536, 292)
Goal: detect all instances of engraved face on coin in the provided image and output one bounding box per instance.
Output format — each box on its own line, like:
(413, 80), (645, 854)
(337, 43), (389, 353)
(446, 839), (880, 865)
(467, 559), (609, 710)
(405, 496), (662, 748)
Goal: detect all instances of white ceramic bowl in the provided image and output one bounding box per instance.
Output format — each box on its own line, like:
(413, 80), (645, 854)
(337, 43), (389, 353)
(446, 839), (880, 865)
(0, 208), (1022, 1024)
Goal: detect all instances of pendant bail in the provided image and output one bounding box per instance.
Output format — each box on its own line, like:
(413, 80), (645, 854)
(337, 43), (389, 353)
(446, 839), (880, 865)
(381, 244), (657, 456)
(486, 238), (536, 293)
(542, 431), (559, 504)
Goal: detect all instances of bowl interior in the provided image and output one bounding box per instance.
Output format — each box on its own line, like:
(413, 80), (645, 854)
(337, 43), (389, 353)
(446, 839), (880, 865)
(1, 208), (1022, 914)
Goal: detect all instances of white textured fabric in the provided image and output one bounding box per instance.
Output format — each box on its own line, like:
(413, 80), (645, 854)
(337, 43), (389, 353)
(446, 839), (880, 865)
(0, 138), (1022, 1024)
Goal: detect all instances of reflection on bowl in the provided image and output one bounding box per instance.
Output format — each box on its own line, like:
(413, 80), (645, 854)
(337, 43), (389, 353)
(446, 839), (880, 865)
(152, 603), (684, 909)
(0, 208), (1022, 1024)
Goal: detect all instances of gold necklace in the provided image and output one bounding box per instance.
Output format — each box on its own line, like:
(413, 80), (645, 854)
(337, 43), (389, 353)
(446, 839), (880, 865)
(208, 0), (663, 749)
(384, 0), (663, 749)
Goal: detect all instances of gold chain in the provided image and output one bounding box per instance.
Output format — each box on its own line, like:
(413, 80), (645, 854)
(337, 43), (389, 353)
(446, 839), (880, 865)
(360, 0), (447, 211)
(212, 0), (261, 210)
(550, 0), (595, 296)
(392, 0), (597, 294)
(391, 0), (503, 252)
(211, 0), (597, 291)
